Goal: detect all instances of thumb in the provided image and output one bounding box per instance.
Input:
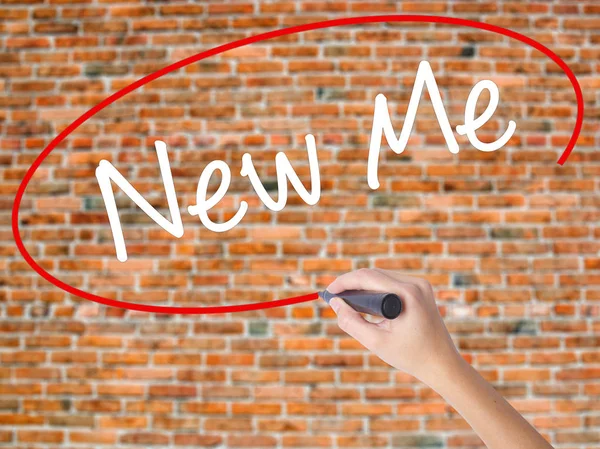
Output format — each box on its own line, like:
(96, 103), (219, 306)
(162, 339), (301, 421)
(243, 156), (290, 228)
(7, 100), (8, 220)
(329, 297), (381, 348)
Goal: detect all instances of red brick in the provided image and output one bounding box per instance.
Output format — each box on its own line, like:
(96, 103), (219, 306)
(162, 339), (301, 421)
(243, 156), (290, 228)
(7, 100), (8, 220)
(1, 5), (598, 448)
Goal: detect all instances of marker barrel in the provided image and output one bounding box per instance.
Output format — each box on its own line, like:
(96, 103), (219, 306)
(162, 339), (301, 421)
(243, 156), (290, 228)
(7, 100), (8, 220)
(320, 290), (403, 319)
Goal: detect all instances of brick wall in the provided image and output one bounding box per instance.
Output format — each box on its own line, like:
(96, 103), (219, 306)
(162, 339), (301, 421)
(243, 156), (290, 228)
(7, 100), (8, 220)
(2, 1), (599, 448)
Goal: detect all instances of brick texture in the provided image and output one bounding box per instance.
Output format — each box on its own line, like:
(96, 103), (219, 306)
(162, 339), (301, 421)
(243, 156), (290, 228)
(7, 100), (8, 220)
(1, 1), (599, 448)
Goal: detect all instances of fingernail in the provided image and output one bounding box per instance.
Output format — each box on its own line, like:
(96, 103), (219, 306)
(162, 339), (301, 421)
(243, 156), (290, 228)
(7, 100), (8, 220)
(329, 297), (341, 314)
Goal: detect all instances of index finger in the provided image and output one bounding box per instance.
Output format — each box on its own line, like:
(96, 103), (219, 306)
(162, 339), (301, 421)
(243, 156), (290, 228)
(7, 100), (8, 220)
(327, 268), (419, 301)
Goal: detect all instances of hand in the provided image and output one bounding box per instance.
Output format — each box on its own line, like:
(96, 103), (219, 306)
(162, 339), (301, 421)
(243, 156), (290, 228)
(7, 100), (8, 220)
(326, 268), (461, 385)
(327, 269), (555, 449)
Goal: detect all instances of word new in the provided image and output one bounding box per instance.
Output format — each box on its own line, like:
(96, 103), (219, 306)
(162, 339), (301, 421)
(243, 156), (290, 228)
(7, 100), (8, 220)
(96, 61), (516, 262)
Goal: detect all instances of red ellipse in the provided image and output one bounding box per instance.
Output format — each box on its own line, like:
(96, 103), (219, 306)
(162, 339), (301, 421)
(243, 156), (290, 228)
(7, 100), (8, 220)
(12, 15), (584, 314)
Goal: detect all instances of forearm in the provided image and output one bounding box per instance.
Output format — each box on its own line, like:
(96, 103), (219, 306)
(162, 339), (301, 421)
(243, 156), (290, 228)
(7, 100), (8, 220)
(326, 270), (554, 449)
(425, 356), (553, 449)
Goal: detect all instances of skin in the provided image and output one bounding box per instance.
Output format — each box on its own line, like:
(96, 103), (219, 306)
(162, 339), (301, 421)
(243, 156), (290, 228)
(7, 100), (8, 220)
(327, 268), (554, 449)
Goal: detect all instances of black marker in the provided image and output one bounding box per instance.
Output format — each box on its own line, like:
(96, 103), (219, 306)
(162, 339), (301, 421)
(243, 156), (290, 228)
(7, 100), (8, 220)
(319, 290), (403, 319)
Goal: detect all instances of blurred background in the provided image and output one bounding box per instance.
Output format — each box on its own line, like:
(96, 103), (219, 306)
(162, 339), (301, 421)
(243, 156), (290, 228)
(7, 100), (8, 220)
(2, 1), (599, 448)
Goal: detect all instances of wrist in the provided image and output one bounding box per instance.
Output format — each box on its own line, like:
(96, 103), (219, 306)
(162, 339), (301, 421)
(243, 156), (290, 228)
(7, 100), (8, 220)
(419, 349), (472, 395)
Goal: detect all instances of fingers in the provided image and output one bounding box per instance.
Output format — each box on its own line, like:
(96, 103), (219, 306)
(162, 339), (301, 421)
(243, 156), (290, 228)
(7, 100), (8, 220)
(327, 268), (422, 305)
(329, 297), (381, 347)
(371, 268), (423, 285)
(371, 268), (433, 296)
(363, 313), (386, 324)
(327, 268), (401, 294)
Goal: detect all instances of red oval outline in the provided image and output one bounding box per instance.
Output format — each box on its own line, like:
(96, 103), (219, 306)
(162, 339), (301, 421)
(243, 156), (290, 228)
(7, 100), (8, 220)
(12, 15), (584, 314)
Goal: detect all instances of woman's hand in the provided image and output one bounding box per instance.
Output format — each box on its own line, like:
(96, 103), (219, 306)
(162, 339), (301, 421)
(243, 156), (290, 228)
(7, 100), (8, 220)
(326, 268), (461, 385)
(327, 268), (554, 449)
